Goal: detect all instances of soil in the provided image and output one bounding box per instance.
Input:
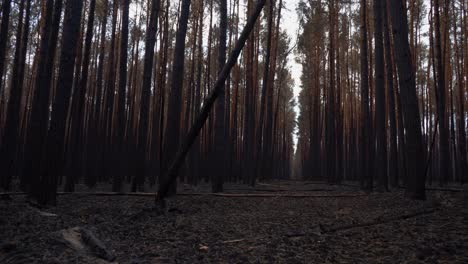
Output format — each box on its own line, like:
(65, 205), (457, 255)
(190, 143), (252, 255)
(1, 181), (467, 263)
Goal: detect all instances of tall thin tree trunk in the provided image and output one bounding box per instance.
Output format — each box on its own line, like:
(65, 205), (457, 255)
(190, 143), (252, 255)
(137, 0), (161, 189)
(159, 0), (191, 196)
(0, 0), (11, 95)
(374, 0), (387, 191)
(360, 0), (371, 191)
(433, 0), (451, 185)
(383, 0), (398, 188)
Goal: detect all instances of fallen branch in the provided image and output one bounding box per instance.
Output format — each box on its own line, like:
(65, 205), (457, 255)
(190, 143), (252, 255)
(225, 188), (335, 192)
(324, 209), (437, 233)
(0, 192), (364, 198)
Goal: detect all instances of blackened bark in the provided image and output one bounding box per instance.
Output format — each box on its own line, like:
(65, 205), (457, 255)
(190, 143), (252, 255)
(383, 0), (398, 188)
(388, 0), (426, 199)
(159, 0), (191, 196)
(374, 0), (387, 191)
(326, 0), (337, 184)
(68, 0), (97, 189)
(41, 0), (84, 205)
(433, 0), (450, 185)
(137, 0), (161, 188)
(113, 0), (130, 192)
(26, 0), (63, 202)
(156, 0), (267, 205)
(360, 0), (371, 191)
(212, 0), (228, 193)
(0, 0), (11, 95)
(0, 0), (26, 190)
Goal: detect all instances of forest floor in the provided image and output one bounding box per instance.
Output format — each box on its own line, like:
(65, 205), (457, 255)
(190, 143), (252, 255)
(1, 181), (467, 263)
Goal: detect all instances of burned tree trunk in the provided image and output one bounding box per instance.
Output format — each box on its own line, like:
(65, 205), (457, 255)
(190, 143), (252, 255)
(388, 0), (426, 200)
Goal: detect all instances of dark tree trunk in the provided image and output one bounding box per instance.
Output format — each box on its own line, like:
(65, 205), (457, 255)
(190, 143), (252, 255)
(254, 0), (274, 185)
(87, 0), (109, 186)
(25, 0), (62, 202)
(0, 0), (28, 190)
(212, 0), (228, 193)
(383, 0), (398, 188)
(159, 0), (191, 196)
(374, 0), (387, 191)
(360, 0), (371, 191)
(0, 0), (11, 95)
(68, 0), (97, 189)
(137, 0), (161, 189)
(243, 0), (256, 186)
(388, 0), (426, 200)
(104, 0), (119, 182)
(113, 0), (130, 192)
(156, 0), (267, 205)
(326, 0), (337, 184)
(433, 0), (450, 185)
(41, 0), (84, 205)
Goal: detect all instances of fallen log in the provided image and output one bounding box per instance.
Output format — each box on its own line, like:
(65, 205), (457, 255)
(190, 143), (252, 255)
(0, 191), (364, 198)
(59, 227), (115, 262)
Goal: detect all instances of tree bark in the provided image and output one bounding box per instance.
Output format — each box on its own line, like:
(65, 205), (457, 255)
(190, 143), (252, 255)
(156, 0), (267, 205)
(374, 0), (387, 191)
(212, 0), (228, 192)
(40, 0), (83, 204)
(388, 0), (426, 200)
(0, 0), (11, 95)
(159, 0), (191, 196)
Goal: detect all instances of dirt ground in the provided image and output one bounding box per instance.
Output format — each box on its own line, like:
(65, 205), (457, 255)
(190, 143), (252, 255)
(1, 181), (467, 263)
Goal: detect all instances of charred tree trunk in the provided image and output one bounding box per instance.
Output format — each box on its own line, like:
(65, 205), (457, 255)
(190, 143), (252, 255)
(433, 0), (451, 185)
(360, 0), (371, 191)
(25, 0), (62, 201)
(136, 0), (161, 189)
(159, 0), (191, 196)
(212, 0), (228, 192)
(0, 0), (28, 190)
(388, 0), (426, 200)
(374, 0), (387, 191)
(41, 0), (84, 204)
(113, 0), (131, 192)
(383, 0), (398, 188)
(0, 0), (11, 95)
(156, 0), (267, 205)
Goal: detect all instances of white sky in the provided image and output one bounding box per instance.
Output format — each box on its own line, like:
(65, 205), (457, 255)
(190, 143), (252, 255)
(281, 0), (302, 148)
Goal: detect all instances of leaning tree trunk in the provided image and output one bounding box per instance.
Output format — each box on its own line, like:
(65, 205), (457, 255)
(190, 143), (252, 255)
(156, 0), (267, 205)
